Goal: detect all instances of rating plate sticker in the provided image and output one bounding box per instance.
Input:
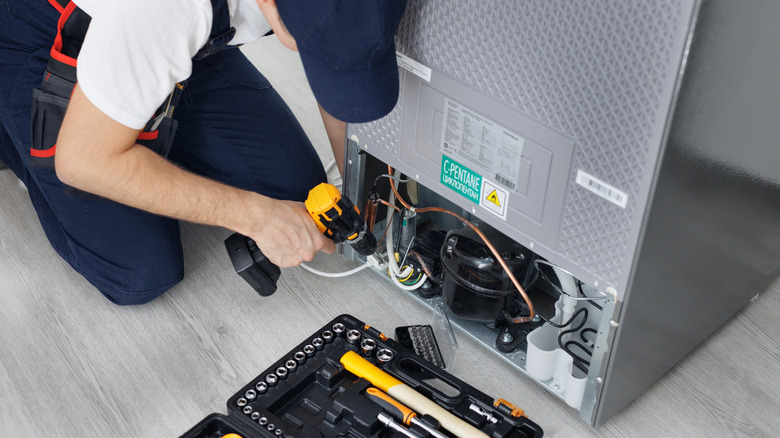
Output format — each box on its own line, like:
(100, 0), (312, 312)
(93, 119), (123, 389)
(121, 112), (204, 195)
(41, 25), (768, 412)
(480, 179), (509, 220)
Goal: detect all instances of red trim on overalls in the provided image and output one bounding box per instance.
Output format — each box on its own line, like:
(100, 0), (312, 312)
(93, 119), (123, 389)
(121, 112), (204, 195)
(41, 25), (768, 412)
(136, 131), (159, 141)
(50, 2), (79, 68)
(31, 145), (57, 158)
(46, 0), (66, 14)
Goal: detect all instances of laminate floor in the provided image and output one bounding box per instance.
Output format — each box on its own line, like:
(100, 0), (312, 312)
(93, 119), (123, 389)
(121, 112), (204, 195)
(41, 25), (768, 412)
(1, 38), (779, 438)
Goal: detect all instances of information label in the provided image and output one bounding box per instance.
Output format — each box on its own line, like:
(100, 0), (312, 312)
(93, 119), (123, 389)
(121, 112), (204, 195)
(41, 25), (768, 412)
(575, 170), (629, 209)
(441, 99), (524, 191)
(396, 52), (432, 82)
(440, 156), (482, 203)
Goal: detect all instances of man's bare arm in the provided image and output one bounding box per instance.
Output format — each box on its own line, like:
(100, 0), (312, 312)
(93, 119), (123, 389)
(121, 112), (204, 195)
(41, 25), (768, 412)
(56, 85), (334, 267)
(318, 104), (347, 177)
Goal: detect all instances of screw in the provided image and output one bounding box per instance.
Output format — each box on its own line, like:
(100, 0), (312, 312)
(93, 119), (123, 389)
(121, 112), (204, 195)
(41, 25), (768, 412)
(501, 332), (514, 343)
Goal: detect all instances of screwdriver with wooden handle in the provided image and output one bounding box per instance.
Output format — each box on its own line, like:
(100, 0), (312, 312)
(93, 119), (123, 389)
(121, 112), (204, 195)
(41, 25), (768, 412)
(366, 387), (450, 438)
(340, 351), (489, 438)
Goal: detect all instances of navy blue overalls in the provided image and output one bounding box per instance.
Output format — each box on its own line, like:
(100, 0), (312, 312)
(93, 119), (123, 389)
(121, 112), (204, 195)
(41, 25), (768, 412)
(0, 0), (327, 304)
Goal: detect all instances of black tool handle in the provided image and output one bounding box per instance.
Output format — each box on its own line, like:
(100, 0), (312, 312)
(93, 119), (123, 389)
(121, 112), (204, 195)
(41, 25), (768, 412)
(224, 232), (280, 296)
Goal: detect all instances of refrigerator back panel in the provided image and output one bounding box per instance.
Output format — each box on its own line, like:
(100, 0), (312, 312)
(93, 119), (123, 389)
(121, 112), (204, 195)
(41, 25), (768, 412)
(348, 0), (698, 299)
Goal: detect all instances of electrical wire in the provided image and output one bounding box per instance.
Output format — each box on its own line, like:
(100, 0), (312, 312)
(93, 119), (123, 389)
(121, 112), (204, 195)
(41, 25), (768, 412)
(578, 279), (603, 310)
(580, 327), (598, 346)
(408, 250), (442, 284)
(373, 173), (412, 187)
(563, 340), (593, 373)
(382, 171), (427, 291)
(300, 262), (371, 278)
(386, 165), (536, 323)
(544, 306), (592, 373)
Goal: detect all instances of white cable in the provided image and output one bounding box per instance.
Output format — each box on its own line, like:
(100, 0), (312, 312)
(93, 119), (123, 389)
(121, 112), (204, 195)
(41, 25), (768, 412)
(383, 169), (427, 291)
(391, 272), (429, 291)
(300, 262), (370, 278)
(386, 171), (402, 276)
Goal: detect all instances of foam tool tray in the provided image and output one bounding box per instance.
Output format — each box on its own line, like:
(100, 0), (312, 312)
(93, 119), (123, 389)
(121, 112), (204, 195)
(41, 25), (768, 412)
(180, 314), (543, 438)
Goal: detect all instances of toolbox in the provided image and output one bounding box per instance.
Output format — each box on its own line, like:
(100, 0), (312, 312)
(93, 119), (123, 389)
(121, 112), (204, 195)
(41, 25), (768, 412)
(180, 314), (543, 438)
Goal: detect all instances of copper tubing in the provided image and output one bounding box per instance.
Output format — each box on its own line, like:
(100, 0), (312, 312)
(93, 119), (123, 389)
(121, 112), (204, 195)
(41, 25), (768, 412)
(408, 250), (437, 283)
(387, 166), (536, 323)
(376, 210), (396, 246)
(364, 199), (378, 232)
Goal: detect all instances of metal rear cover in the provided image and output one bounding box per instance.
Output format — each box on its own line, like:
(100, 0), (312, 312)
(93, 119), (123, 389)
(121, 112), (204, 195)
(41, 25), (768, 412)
(348, 0), (698, 297)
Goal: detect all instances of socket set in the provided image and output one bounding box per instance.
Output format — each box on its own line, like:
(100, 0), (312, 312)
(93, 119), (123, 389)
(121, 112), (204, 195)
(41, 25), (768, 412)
(180, 314), (543, 438)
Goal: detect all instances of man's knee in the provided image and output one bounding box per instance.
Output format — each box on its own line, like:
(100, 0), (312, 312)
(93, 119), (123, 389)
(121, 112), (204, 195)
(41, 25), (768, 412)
(84, 258), (184, 306)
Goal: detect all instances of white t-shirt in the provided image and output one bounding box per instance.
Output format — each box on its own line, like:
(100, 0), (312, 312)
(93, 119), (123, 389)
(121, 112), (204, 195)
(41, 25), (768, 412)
(74, 0), (271, 129)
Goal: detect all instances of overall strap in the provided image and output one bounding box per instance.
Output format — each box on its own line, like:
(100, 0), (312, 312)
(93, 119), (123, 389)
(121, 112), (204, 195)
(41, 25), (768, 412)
(48, 1), (90, 82)
(194, 0), (237, 60)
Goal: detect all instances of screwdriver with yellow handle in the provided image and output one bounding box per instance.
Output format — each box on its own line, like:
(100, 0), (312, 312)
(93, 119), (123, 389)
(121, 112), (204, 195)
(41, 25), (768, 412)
(365, 387), (450, 438)
(341, 351), (489, 438)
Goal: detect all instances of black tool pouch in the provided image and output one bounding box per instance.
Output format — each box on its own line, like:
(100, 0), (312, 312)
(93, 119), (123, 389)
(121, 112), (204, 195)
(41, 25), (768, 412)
(30, 3), (182, 199)
(33, 0), (233, 199)
(30, 85), (70, 170)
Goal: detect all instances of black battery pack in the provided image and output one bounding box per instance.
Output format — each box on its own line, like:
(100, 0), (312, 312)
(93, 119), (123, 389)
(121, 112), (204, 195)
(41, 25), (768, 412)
(180, 314), (543, 438)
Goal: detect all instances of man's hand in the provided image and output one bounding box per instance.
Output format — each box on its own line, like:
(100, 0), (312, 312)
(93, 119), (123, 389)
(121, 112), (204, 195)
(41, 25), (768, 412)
(249, 198), (335, 267)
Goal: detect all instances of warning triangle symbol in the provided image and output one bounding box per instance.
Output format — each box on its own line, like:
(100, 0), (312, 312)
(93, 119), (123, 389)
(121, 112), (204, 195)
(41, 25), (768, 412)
(486, 190), (501, 207)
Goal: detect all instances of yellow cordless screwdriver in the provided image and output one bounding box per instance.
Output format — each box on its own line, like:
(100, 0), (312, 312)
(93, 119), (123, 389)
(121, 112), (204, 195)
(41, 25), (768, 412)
(305, 182), (377, 256)
(226, 183), (377, 296)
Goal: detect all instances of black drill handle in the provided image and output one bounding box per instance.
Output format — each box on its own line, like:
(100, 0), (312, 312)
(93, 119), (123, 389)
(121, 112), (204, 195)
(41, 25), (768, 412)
(224, 232), (281, 296)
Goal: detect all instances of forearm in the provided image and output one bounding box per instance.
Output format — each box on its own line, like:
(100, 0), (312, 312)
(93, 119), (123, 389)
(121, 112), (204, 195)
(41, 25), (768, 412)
(56, 86), (261, 235)
(318, 104), (347, 177)
(56, 85), (335, 266)
(66, 143), (265, 235)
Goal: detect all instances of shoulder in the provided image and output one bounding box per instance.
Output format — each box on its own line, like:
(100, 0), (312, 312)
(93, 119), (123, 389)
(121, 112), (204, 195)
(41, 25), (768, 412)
(76, 0), (215, 129)
(78, 0), (213, 34)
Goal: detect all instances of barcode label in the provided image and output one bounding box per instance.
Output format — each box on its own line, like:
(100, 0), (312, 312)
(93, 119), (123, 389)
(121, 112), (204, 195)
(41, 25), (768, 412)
(575, 170), (628, 209)
(495, 174), (516, 190)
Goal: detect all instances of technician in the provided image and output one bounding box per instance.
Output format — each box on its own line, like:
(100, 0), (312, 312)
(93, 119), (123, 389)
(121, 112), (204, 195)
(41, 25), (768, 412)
(0, 0), (407, 304)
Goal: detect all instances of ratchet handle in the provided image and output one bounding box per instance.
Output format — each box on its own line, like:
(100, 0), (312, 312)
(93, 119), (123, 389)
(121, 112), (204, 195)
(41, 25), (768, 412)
(366, 387), (416, 425)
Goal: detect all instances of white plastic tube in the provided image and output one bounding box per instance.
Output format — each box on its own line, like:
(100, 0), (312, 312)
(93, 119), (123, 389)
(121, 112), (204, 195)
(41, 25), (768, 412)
(300, 262), (370, 278)
(553, 266), (578, 325)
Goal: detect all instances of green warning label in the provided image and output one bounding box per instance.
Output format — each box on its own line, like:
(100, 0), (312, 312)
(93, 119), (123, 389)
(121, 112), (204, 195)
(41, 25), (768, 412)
(440, 156), (482, 203)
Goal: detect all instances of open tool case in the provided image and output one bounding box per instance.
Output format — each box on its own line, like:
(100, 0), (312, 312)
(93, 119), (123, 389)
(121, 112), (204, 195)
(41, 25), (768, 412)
(181, 314), (543, 438)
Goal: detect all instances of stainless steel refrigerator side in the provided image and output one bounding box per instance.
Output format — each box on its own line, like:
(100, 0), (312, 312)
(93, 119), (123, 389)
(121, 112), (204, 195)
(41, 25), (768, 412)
(594, 0), (780, 426)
